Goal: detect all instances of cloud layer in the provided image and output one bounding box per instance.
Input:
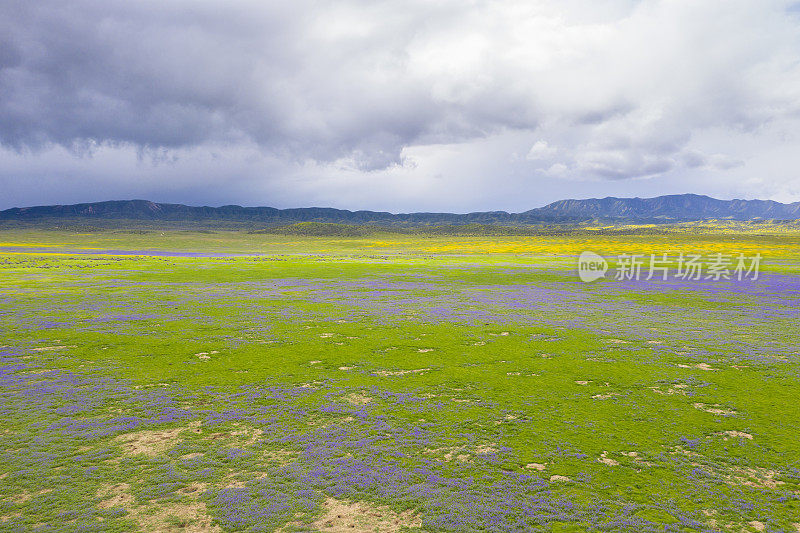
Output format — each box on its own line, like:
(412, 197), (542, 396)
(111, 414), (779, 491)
(2, 0), (800, 209)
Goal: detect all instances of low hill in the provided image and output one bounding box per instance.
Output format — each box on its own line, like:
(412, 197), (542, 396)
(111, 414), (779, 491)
(2, 194), (799, 226)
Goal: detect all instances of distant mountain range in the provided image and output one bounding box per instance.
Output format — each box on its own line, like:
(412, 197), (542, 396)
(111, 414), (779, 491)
(2, 194), (800, 226)
(533, 195), (800, 220)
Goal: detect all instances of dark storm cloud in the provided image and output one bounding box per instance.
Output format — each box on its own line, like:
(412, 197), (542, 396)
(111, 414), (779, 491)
(0, 0), (799, 207)
(1, 0), (539, 169)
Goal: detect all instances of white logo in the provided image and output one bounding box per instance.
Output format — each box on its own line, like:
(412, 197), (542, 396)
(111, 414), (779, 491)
(578, 251), (608, 282)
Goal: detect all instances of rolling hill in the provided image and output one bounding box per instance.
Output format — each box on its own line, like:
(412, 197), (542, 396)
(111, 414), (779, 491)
(2, 194), (799, 226)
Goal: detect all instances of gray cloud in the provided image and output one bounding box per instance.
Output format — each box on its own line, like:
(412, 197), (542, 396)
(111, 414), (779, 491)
(1, 0), (800, 209)
(2, 0), (524, 166)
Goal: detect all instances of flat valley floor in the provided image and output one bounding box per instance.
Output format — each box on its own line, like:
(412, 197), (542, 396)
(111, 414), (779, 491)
(1, 228), (799, 532)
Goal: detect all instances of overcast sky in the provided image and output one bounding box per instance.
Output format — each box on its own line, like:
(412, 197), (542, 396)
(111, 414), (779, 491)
(2, 0), (800, 212)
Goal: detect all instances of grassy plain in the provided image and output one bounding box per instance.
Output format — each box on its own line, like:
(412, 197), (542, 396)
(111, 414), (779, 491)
(1, 226), (799, 532)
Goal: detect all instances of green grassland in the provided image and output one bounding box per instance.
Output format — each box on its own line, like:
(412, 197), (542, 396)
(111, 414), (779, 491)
(1, 227), (799, 532)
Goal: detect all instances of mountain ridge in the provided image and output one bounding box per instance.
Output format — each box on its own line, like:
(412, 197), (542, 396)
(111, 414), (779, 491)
(2, 194), (800, 225)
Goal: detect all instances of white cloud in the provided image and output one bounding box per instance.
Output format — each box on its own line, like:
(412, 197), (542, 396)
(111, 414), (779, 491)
(1, 0), (800, 209)
(526, 141), (556, 161)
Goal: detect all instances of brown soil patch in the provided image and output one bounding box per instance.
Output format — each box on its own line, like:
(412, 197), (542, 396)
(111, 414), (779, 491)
(178, 483), (207, 497)
(598, 451), (619, 466)
(650, 385), (688, 396)
(115, 428), (185, 456)
(7, 492), (30, 504)
(427, 444), (497, 463)
(140, 501), (220, 532)
(720, 430), (753, 440)
(7, 489), (51, 504)
(264, 448), (299, 465)
(726, 467), (785, 489)
(678, 363), (717, 371)
(345, 393), (373, 405)
(306, 498), (421, 532)
(681, 456), (785, 490)
(373, 368), (430, 377)
(230, 426), (263, 445)
(96, 481), (220, 532)
(597, 451), (619, 466)
(97, 483), (134, 509)
(592, 393), (619, 400)
(31, 345), (76, 352)
(181, 453), (203, 460)
(525, 463), (546, 471)
(693, 403), (736, 416)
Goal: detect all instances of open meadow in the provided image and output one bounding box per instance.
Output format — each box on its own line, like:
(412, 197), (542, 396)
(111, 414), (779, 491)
(1, 227), (800, 532)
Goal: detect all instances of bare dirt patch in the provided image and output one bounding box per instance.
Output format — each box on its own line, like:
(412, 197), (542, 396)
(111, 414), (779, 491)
(115, 428), (185, 456)
(650, 384), (689, 395)
(598, 451), (619, 466)
(178, 482), (207, 497)
(345, 393), (373, 405)
(373, 368), (430, 377)
(726, 467), (785, 489)
(693, 403), (736, 416)
(97, 483), (134, 509)
(305, 497), (421, 532)
(181, 453), (203, 460)
(678, 363), (717, 371)
(474, 444), (497, 455)
(140, 501), (220, 533)
(592, 393), (620, 400)
(31, 345), (76, 352)
(7, 491), (32, 504)
(426, 444), (497, 463)
(263, 448), (299, 465)
(96, 481), (220, 532)
(230, 425), (263, 445)
(719, 430), (753, 440)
